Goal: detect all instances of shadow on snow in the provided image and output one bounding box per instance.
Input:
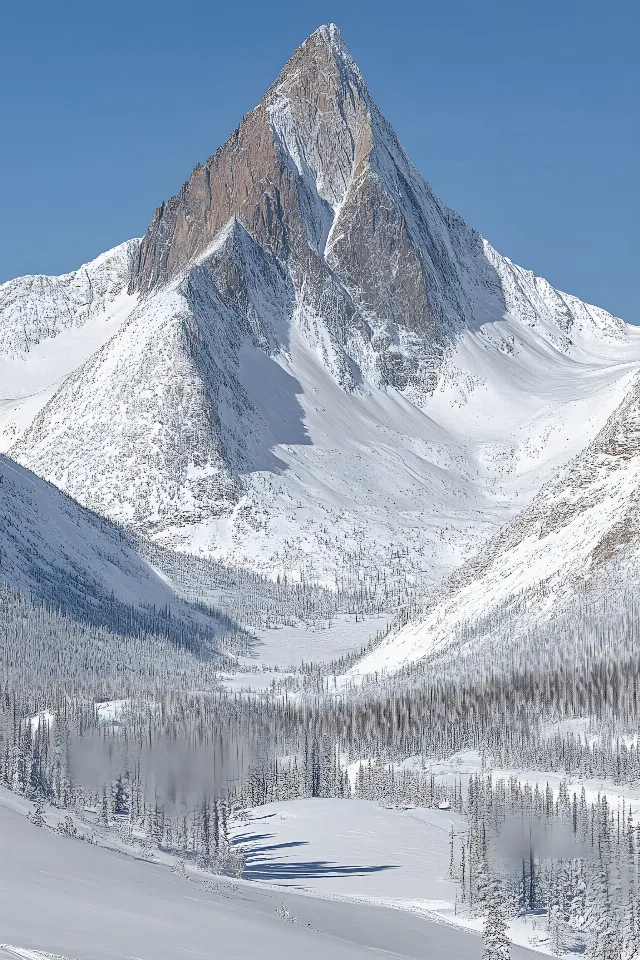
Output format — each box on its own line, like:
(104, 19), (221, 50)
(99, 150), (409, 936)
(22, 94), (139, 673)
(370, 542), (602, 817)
(236, 833), (399, 882)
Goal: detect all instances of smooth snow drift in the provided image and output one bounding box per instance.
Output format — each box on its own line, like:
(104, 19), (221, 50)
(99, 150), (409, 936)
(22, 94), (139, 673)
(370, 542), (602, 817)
(0, 792), (540, 960)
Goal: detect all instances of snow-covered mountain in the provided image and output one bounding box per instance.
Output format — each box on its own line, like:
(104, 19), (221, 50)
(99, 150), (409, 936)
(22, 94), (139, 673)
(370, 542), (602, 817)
(353, 370), (640, 674)
(3, 24), (640, 589)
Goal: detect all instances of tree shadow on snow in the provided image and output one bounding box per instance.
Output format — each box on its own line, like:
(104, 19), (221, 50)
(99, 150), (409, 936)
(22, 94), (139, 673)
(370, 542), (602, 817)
(245, 840), (310, 856)
(240, 837), (399, 881)
(231, 832), (276, 845)
(243, 858), (399, 881)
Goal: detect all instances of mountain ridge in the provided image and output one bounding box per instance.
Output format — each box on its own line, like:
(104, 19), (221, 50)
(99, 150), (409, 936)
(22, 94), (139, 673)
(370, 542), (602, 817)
(0, 453), (233, 647)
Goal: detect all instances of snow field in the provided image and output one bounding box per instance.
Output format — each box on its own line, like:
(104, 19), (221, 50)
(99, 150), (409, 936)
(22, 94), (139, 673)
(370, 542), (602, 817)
(0, 788), (541, 960)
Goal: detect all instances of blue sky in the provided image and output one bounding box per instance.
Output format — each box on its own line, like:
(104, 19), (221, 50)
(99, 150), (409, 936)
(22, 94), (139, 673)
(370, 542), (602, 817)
(1, 0), (637, 321)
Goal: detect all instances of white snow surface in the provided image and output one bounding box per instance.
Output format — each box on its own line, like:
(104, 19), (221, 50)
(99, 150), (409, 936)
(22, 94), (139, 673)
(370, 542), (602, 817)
(6, 237), (640, 593)
(237, 613), (392, 668)
(0, 453), (226, 636)
(234, 797), (462, 907)
(0, 787), (542, 960)
(352, 367), (640, 675)
(0, 241), (139, 451)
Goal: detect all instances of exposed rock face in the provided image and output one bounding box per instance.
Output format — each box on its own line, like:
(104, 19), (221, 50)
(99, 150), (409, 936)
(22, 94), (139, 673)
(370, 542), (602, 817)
(130, 22), (629, 396)
(130, 25), (491, 394)
(133, 26), (369, 291)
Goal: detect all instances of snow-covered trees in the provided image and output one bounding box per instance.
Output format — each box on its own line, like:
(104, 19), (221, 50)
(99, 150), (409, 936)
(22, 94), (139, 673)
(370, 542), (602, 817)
(28, 801), (45, 828)
(113, 775), (128, 817)
(447, 775), (640, 959)
(548, 903), (569, 956)
(482, 877), (510, 959)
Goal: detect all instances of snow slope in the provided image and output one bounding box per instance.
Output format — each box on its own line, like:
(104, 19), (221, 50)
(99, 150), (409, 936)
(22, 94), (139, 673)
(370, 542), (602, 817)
(0, 791), (541, 960)
(233, 797), (568, 956)
(353, 369), (640, 674)
(0, 241), (139, 450)
(4, 24), (640, 590)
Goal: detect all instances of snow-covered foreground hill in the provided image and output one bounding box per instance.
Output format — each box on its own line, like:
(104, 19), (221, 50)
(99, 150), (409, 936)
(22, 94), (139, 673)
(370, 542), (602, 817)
(0, 790), (540, 960)
(3, 25), (640, 590)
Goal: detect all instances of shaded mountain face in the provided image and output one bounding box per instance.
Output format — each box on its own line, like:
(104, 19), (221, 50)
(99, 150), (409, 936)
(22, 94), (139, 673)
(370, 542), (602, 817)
(0, 454), (231, 643)
(4, 24), (640, 587)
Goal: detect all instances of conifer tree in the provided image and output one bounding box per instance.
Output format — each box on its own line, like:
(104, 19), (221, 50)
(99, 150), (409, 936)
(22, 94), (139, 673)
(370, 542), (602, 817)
(482, 877), (510, 960)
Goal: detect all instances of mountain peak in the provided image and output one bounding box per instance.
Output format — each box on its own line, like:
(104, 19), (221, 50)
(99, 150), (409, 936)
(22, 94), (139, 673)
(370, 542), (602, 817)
(303, 23), (351, 61)
(132, 23), (375, 292)
(7, 22), (640, 596)
(302, 23), (360, 78)
(312, 22), (342, 41)
(266, 22), (368, 110)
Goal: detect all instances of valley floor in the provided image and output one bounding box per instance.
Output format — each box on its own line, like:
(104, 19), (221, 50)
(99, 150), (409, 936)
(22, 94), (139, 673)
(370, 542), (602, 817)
(237, 613), (392, 668)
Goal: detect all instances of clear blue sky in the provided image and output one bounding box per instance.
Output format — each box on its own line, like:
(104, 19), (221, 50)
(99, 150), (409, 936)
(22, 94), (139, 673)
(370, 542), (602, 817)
(1, 0), (637, 321)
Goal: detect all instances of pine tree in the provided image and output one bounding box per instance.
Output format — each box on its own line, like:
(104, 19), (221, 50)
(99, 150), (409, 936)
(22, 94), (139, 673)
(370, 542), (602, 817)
(212, 801), (220, 854)
(113, 775), (128, 816)
(622, 890), (639, 960)
(548, 903), (569, 956)
(99, 786), (110, 827)
(483, 877), (510, 960)
(448, 826), (456, 879)
(587, 861), (620, 960)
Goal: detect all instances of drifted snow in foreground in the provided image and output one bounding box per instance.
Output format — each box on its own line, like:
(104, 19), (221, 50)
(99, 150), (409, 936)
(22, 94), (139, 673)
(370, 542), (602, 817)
(0, 789), (542, 960)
